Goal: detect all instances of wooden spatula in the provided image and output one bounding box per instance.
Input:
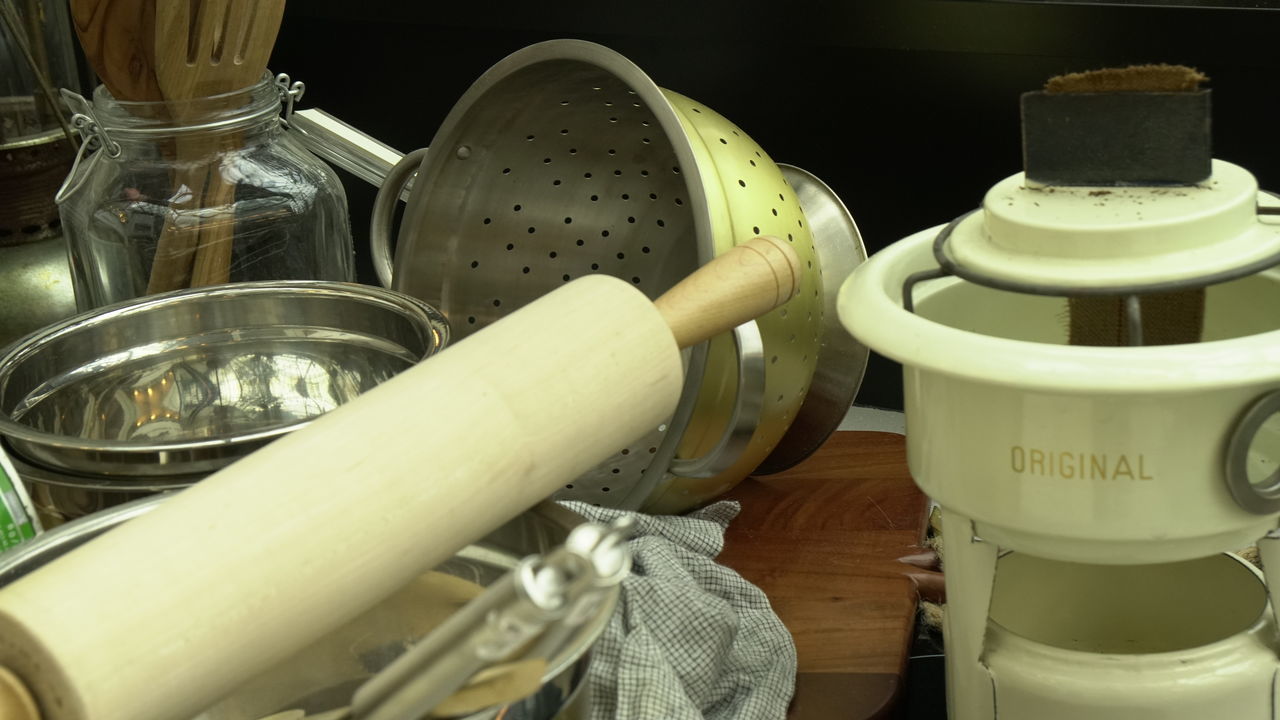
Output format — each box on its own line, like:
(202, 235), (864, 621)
(152, 0), (287, 289)
(155, 0), (286, 100)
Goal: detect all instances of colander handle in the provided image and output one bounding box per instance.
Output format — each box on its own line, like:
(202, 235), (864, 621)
(369, 148), (429, 289)
(667, 320), (765, 479)
(650, 235), (796, 479)
(288, 108), (408, 189)
(285, 107), (420, 289)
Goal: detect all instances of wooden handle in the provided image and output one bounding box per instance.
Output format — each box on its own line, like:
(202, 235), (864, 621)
(428, 659), (548, 718)
(146, 0), (286, 291)
(0, 667), (38, 720)
(188, 170), (237, 287)
(0, 241), (800, 720)
(655, 236), (801, 348)
(146, 131), (230, 294)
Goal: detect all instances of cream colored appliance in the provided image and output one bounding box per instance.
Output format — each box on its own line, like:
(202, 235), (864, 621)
(838, 93), (1280, 718)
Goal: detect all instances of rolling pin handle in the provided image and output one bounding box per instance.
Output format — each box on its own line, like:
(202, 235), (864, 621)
(0, 666), (41, 720)
(654, 235), (802, 349)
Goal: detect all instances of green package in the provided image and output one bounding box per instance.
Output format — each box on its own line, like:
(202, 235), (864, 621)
(0, 450), (39, 551)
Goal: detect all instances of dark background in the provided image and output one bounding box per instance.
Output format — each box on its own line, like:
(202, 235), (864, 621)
(266, 0), (1280, 410)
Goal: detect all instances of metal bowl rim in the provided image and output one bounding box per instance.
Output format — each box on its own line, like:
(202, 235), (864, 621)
(0, 281), (448, 462)
(754, 164), (869, 474)
(6, 448), (200, 490)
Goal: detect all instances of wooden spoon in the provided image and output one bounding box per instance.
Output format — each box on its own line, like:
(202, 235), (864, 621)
(153, 0), (287, 289)
(68, 0), (162, 102)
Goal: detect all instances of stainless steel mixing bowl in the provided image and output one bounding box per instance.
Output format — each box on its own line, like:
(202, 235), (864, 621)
(0, 281), (449, 477)
(0, 495), (607, 720)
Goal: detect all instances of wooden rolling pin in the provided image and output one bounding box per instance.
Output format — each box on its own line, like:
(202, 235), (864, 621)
(0, 236), (800, 720)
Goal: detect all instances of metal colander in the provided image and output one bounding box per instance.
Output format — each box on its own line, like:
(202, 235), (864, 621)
(373, 40), (821, 510)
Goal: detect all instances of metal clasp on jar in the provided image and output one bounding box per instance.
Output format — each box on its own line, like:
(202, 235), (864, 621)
(274, 73), (306, 128)
(53, 89), (120, 204)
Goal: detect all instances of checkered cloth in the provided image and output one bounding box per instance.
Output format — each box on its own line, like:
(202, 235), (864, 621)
(559, 500), (797, 720)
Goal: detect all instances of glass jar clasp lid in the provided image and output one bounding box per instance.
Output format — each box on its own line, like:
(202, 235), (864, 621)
(58, 88), (119, 157)
(54, 89), (119, 204)
(55, 76), (306, 203)
(274, 73), (306, 128)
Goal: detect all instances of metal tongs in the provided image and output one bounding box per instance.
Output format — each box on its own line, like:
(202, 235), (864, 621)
(299, 516), (633, 720)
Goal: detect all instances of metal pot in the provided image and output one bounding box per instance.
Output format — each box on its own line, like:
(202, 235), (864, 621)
(0, 495), (609, 720)
(0, 281), (449, 479)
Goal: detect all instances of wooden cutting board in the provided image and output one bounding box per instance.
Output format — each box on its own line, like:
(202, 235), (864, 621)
(718, 430), (932, 720)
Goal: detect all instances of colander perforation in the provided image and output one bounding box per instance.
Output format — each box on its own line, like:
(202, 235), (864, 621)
(635, 90), (821, 512)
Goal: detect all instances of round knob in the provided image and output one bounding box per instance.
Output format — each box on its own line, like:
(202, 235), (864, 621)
(1225, 390), (1280, 515)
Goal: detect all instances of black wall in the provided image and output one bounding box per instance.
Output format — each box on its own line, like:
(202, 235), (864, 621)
(269, 1), (1280, 409)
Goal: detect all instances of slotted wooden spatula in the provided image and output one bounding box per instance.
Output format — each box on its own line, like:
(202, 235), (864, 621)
(155, 0), (285, 104)
(150, 0), (287, 289)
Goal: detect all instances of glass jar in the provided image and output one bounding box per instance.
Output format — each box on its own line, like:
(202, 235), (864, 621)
(57, 74), (354, 310)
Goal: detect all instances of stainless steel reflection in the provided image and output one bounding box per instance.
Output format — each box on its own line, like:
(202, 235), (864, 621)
(0, 281), (449, 477)
(0, 498), (609, 720)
